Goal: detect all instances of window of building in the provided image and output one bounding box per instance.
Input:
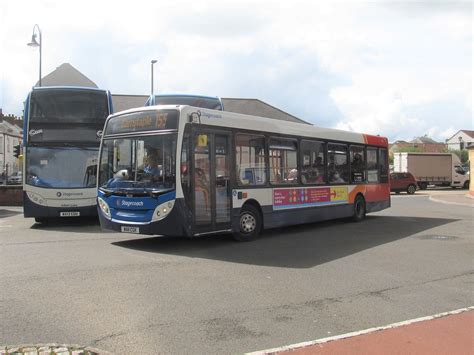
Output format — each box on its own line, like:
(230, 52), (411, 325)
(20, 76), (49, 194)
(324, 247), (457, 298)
(327, 143), (348, 184)
(367, 147), (378, 182)
(235, 134), (266, 186)
(269, 138), (298, 184)
(350, 145), (365, 183)
(7, 137), (10, 153)
(301, 140), (325, 184)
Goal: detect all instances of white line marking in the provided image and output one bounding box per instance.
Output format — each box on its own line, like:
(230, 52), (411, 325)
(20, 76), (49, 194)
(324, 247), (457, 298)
(247, 306), (474, 355)
(429, 196), (474, 207)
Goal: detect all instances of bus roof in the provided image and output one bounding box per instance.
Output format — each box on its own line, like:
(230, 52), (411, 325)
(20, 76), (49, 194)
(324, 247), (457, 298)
(31, 86), (109, 93)
(105, 105), (388, 147)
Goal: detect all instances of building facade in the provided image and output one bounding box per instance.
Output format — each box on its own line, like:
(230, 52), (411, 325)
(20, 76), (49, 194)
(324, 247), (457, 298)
(0, 115), (23, 178)
(446, 130), (474, 151)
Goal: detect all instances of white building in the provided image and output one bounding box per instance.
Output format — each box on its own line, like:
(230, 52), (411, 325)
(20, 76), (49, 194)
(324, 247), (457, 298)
(446, 130), (474, 151)
(0, 119), (23, 177)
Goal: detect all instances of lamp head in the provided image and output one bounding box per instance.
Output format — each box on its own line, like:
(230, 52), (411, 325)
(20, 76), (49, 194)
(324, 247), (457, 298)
(151, 59), (157, 64)
(27, 34), (40, 47)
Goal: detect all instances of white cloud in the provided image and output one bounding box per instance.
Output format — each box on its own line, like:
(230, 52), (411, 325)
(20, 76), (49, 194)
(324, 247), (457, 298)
(0, 0), (471, 142)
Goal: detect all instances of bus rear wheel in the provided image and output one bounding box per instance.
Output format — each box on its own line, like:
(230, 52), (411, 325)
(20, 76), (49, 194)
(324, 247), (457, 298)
(352, 195), (366, 222)
(232, 204), (261, 242)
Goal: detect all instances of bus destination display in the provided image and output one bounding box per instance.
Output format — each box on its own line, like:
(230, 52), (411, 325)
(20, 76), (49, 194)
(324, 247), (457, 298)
(105, 110), (178, 135)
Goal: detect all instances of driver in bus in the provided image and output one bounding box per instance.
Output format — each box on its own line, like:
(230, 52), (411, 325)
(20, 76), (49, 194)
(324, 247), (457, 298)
(144, 151), (163, 180)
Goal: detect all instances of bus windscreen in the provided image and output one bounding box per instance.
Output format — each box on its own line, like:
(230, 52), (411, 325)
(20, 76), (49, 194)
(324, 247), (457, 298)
(30, 89), (109, 124)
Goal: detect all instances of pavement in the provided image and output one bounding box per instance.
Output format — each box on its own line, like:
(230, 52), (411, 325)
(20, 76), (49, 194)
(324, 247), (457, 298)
(250, 307), (474, 355)
(427, 190), (474, 207)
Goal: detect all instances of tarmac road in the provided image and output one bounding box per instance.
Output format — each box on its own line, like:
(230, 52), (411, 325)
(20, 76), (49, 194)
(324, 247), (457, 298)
(1, 193), (472, 354)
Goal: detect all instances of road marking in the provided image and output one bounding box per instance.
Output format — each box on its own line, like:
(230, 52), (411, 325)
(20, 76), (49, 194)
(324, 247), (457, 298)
(429, 195), (474, 207)
(247, 306), (474, 355)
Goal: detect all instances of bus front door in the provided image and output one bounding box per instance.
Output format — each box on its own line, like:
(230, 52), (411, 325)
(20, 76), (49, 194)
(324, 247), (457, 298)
(192, 131), (231, 234)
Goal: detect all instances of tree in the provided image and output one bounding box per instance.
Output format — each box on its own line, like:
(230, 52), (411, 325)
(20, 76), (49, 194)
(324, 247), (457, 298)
(450, 149), (469, 164)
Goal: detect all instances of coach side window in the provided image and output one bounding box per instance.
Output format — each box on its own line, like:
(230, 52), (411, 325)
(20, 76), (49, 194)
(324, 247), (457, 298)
(235, 134), (266, 186)
(367, 147), (379, 183)
(269, 138), (298, 184)
(328, 143), (348, 184)
(301, 140), (325, 184)
(379, 148), (389, 183)
(350, 145), (365, 183)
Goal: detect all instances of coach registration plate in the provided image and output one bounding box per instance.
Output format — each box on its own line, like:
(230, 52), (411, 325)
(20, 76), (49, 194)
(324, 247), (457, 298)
(121, 226), (139, 234)
(60, 211), (80, 217)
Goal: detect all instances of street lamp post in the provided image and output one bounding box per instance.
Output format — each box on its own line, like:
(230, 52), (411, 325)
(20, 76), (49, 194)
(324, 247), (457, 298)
(27, 24), (42, 87)
(151, 59), (157, 103)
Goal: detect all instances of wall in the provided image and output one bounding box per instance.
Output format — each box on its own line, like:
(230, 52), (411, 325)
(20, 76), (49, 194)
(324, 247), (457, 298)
(0, 186), (23, 206)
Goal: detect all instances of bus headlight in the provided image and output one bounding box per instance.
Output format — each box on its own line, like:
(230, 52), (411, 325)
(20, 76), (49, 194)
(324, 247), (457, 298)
(98, 197), (111, 219)
(26, 191), (47, 206)
(152, 200), (175, 222)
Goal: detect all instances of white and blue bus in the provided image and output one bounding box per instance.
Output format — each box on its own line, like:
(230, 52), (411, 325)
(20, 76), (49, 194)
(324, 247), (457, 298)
(23, 86), (113, 222)
(146, 94), (223, 110)
(97, 105), (390, 241)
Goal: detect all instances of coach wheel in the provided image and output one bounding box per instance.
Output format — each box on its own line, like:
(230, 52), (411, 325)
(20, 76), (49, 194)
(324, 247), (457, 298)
(352, 195), (366, 222)
(407, 184), (416, 194)
(232, 204), (261, 242)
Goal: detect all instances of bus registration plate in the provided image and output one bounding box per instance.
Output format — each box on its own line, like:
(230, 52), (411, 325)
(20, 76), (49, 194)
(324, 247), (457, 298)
(60, 211), (80, 217)
(121, 226), (139, 234)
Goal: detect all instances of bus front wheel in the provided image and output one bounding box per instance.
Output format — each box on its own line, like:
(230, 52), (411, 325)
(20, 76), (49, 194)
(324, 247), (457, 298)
(352, 195), (366, 222)
(232, 204), (261, 242)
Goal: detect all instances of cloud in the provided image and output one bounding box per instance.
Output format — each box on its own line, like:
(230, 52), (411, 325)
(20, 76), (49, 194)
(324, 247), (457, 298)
(0, 0), (471, 143)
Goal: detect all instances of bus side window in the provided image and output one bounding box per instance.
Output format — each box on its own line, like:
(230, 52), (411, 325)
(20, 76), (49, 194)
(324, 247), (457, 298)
(328, 143), (348, 184)
(350, 145), (365, 183)
(235, 134), (266, 186)
(379, 148), (389, 183)
(367, 148), (379, 183)
(269, 138), (298, 185)
(301, 140), (325, 185)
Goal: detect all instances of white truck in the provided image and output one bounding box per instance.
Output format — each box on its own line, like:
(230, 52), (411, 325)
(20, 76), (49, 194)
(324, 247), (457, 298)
(393, 152), (469, 190)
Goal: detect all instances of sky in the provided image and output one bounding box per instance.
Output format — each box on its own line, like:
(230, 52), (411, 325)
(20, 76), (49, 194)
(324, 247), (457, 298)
(0, 0), (472, 142)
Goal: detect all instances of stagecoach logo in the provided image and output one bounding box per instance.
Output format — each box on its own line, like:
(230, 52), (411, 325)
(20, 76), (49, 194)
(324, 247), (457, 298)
(116, 199), (144, 207)
(56, 191), (84, 198)
(29, 129), (43, 136)
(96, 130), (103, 139)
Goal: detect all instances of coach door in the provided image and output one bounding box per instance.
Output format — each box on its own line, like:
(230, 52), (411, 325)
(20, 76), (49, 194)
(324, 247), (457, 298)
(192, 130), (232, 233)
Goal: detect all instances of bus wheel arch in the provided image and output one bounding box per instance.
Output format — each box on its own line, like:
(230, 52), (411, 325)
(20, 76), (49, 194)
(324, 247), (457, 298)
(232, 200), (263, 242)
(352, 193), (366, 222)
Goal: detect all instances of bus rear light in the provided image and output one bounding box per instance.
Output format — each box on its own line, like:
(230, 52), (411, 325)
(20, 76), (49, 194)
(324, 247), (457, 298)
(98, 197), (111, 219)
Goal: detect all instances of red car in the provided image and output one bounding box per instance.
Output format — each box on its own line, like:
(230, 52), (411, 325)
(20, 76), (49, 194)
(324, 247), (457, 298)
(390, 172), (417, 194)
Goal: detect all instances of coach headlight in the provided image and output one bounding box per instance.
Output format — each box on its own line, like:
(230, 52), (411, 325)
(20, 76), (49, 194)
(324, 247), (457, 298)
(26, 191), (47, 206)
(152, 200), (175, 222)
(98, 197), (111, 219)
